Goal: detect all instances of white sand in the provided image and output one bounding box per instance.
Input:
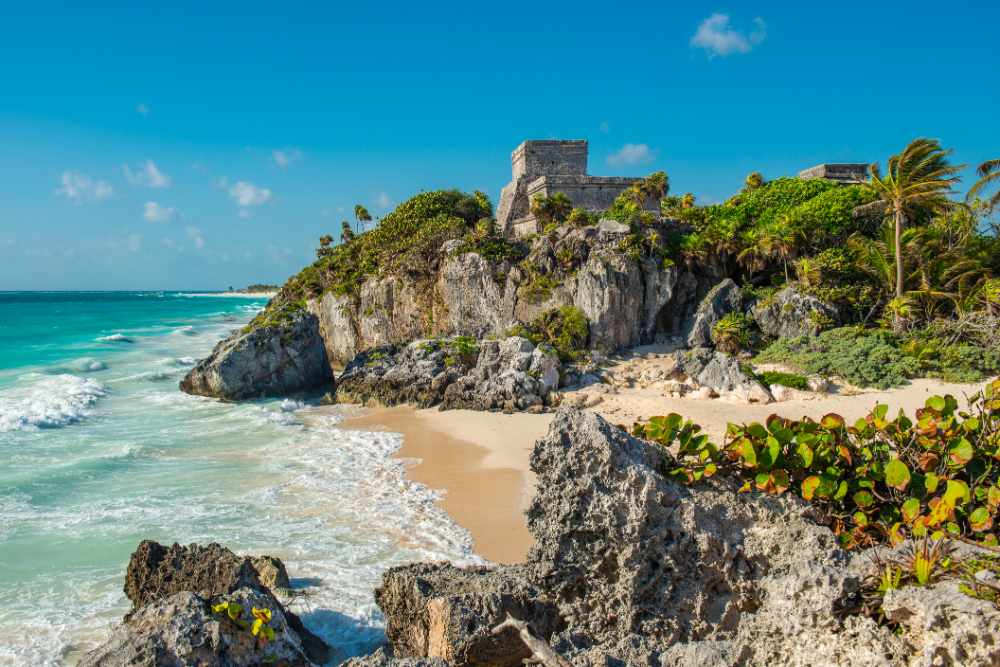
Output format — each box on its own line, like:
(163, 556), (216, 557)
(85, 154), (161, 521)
(339, 367), (993, 565)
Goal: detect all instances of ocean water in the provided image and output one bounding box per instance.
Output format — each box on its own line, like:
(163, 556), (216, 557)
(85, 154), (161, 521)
(0, 292), (481, 666)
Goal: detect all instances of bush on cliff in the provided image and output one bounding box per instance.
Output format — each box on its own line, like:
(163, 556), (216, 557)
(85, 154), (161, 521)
(508, 305), (589, 362)
(283, 189), (494, 301)
(627, 376), (1000, 551)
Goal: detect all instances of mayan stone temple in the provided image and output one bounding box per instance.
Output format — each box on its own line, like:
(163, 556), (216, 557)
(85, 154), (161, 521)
(495, 139), (659, 238)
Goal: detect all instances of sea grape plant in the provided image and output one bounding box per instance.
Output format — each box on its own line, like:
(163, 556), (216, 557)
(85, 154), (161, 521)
(627, 376), (1000, 550)
(210, 601), (277, 646)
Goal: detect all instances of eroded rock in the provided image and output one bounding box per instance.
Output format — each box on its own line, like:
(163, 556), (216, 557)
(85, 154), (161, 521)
(180, 310), (334, 400)
(680, 278), (742, 348)
(750, 287), (840, 339)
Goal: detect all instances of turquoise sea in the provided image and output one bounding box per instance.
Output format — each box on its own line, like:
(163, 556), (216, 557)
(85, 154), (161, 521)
(0, 292), (479, 666)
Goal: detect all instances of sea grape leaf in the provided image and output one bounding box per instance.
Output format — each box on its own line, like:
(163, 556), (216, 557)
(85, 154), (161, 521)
(970, 507), (993, 532)
(902, 498), (921, 522)
(853, 491), (874, 507)
(802, 476), (820, 500)
(949, 438), (974, 465)
(884, 461), (911, 491)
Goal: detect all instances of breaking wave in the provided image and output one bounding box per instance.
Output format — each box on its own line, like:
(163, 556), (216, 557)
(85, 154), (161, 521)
(0, 374), (108, 432)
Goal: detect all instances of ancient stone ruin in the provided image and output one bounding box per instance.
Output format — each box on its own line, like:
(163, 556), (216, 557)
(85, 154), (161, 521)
(495, 140), (659, 238)
(798, 163), (871, 185)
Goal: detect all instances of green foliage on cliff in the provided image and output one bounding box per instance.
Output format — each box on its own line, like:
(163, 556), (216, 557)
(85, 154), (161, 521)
(284, 189), (493, 301)
(508, 305), (589, 363)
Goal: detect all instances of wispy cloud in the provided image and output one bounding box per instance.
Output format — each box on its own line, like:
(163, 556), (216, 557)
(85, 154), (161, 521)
(186, 226), (205, 249)
(606, 143), (658, 170)
(237, 210), (253, 218)
(691, 13), (766, 58)
(127, 233), (142, 252)
(54, 170), (114, 204)
(599, 121), (612, 134)
(321, 209), (329, 217)
(142, 202), (178, 223)
(136, 103), (149, 116)
(373, 189), (394, 208)
(124, 159), (171, 188)
(267, 244), (287, 265)
(229, 181), (273, 206)
(191, 160), (210, 174)
(272, 147), (302, 169)
(212, 175), (229, 190)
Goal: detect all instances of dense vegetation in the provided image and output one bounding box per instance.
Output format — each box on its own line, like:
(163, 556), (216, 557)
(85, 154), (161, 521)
(280, 137), (999, 386)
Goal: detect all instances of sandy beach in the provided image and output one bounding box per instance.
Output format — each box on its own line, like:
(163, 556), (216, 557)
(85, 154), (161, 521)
(337, 364), (993, 566)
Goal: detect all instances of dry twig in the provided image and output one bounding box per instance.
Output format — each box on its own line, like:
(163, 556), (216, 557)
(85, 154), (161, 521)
(491, 613), (573, 667)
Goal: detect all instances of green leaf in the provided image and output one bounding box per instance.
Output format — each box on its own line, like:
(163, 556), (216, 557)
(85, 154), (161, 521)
(252, 618), (263, 636)
(759, 437), (782, 469)
(834, 481), (849, 501)
(227, 603), (242, 620)
(820, 413), (846, 429)
(772, 428), (793, 444)
(884, 461), (911, 491)
(746, 423), (768, 440)
(901, 497), (921, 522)
(872, 404), (888, 420)
(853, 491), (874, 507)
(970, 507), (993, 532)
(802, 476), (820, 500)
(816, 473), (839, 498)
(944, 479), (970, 504)
(797, 443), (814, 468)
(925, 473), (939, 493)
(927, 395), (946, 411)
(948, 438), (974, 465)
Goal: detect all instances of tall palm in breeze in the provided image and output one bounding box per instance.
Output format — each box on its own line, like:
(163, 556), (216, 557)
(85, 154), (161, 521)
(967, 158), (1000, 210)
(854, 138), (965, 298)
(355, 205), (372, 235)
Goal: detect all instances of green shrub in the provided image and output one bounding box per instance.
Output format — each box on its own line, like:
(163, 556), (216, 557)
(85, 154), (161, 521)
(755, 370), (809, 391)
(507, 305), (590, 363)
(627, 377), (1000, 550)
(711, 312), (751, 353)
(758, 327), (922, 389)
(519, 273), (561, 304)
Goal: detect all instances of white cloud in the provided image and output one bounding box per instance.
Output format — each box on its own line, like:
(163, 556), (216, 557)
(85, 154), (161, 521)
(136, 103), (149, 116)
(245, 252), (252, 260)
(321, 209), (329, 217)
(272, 147), (302, 169)
(186, 226), (205, 249)
(212, 175), (229, 189)
(237, 209), (253, 218)
(221, 253), (231, 262)
(373, 189), (394, 208)
(599, 121), (612, 133)
(2, 239), (12, 244)
(142, 201), (177, 223)
(191, 160), (210, 174)
(691, 14), (766, 58)
(229, 181), (273, 206)
(128, 233), (142, 252)
(124, 159), (171, 188)
(162, 237), (174, 247)
(606, 143), (658, 170)
(337, 206), (345, 213)
(54, 170), (114, 204)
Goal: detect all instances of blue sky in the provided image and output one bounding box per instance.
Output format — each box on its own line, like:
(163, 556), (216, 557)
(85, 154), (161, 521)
(1, 1), (997, 291)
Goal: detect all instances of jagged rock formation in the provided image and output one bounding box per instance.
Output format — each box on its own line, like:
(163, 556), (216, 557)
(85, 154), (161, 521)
(79, 588), (315, 667)
(363, 409), (996, 667)
(750, 286), (841, 339)
(335, 336), (563, 414)
(118, 540), (331, 665)
(669, 348), (774, 403)
(180, 309), (334, 400)
(374, 562), (563, 667)
(681, 278), (743, 347)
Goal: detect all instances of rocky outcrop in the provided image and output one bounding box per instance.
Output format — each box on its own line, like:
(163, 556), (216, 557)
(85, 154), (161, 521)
(669, 348), (774, 403)
(79, 588), (316, 667)
(180, 310), (334, 400)
(367, 409), (998, 667)
(750, 286), (840, 338)
(680, 278), (742, 348)
(335, 336), (561, 413)
(121, 540), (331, 665)
(373, 562), (563, 667)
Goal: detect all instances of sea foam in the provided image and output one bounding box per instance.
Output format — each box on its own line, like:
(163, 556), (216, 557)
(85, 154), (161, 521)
(0, 374), (108, 432)
(96, 333), (134, 343)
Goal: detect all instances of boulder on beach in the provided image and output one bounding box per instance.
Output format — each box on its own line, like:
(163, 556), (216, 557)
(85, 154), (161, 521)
(180, 308), (334, 401)
(750, 286), (841, 339)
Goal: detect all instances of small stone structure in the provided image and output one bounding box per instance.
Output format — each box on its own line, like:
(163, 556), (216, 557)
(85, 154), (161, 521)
(798, 163), (871, 185)
(496, 140), (658, 238)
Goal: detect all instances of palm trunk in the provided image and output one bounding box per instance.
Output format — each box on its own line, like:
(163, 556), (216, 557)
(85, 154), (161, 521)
(895, 209), (904, 299)
(784, 257), (789, 283)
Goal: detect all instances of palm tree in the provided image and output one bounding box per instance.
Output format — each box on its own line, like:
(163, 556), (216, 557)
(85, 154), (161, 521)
(644, 171), (670, 202)
(736, 228), (768, 282)
(764, 214), (805, 283)
(530, 192), (573, 226)
(340, 221), (355, 243)
(355, 205), (372, 234)
(681, 193), (696, 209)
(967, 158), (1000, 210)
(744, 172), (764, 191)
(854, 138), (966, 298)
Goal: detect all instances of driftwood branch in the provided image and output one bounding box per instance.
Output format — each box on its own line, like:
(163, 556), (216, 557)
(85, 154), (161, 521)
(491, 613), (574, 667)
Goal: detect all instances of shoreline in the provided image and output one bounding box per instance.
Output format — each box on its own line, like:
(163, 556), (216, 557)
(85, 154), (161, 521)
(334, 374), (991, 567)
(183, 291), (277, 298)
(337, 405), (551, 565)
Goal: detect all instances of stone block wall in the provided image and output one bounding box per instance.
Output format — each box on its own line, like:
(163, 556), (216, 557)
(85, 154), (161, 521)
(798, 163), (871, 185)
(511, 140), (587, 179)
